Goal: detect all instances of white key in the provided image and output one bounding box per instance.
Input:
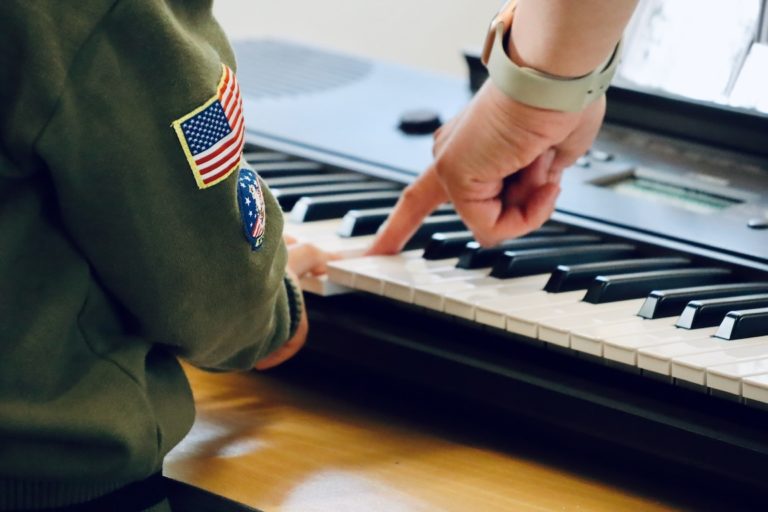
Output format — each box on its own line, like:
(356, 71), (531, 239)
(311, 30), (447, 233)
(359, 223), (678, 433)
(284, 219), (340, 241)
(382, 267), (486, 303)
(284, 219), (374, 257)
(299, 274), (352, 296)
(538, 299), (645, 349)
(635, 328), (719, 375)
(328, 251), (453, 294)
(445, 282), (584, 320)
(671, 337), (768, 386)
(603, 325), (716, 366)
(354, 254), (460, 296)
(441, 274), (552, 321)
(498, 292), (618, 339)
(412, 276), (502, 311)
(327, 252), (421, 289)
(571, 317), (675, 360)
(742, 374), (768, 404)
(706, 356), (768, 396)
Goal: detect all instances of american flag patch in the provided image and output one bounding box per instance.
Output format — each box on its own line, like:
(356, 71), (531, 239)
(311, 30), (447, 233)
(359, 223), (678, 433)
(172, 64), (245, 189)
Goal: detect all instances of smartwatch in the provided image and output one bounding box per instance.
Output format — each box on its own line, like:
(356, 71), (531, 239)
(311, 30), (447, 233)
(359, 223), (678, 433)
(480, 0), (622, 112)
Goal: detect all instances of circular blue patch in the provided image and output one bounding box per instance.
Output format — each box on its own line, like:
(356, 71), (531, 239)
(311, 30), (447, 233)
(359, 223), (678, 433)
(237, 168), (267, 250)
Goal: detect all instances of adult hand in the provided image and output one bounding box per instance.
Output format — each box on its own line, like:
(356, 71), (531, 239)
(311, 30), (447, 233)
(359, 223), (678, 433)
(368, 81), (606, 254)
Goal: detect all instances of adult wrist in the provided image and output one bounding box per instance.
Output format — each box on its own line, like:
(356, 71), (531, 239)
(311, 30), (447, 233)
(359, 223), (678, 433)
(481, 0), (622, 112)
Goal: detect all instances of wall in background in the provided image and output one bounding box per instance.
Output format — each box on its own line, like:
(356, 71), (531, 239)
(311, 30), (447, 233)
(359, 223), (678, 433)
(212, 0), (502, 76)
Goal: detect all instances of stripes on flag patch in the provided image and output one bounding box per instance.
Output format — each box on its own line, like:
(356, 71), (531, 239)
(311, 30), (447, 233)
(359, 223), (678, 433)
(172, 64), (245, 189)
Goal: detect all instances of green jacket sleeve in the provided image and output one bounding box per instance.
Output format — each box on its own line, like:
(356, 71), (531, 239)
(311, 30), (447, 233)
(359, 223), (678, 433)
(31, 1), (301, 370)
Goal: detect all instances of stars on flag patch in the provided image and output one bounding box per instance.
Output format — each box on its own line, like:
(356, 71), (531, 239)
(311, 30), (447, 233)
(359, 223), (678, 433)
(172, 64), (245, 189)
(237, 168), (267, 250)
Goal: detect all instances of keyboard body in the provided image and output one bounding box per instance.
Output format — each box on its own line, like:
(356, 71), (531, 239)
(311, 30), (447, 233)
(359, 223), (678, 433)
(234, 40), (768, 493)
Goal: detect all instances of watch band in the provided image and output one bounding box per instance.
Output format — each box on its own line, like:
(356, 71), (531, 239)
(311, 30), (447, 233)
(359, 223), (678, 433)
(481, 0), (622, 112)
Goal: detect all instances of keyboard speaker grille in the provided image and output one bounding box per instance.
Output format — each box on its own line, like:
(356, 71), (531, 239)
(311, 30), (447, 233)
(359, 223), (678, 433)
(232, 39), (372, 98)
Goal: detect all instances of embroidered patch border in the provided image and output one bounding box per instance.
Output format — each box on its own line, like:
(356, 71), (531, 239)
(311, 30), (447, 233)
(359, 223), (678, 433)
(172, 64), (245, 189)
(237, 168), (267, 250)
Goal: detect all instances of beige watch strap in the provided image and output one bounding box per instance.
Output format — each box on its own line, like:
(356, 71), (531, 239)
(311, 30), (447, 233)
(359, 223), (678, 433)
(484, 11), (622, 112)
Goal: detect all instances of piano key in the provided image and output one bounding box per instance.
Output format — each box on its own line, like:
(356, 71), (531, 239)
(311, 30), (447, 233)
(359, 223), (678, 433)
(423, 224), (571, 261)
(471, 290), (595, 334)
(715, 307), (768, 340)
(637, 282), (768, 319)
(403, 215), (469, 249)
(572, 283), (768, 357)
(706, 357), (768, 396)
(422, 231), (474, 260)
(327, 251), (427, 290)
(413, 275), (511, 311)
(251, 161), (326, 178)
(742, 374), (768, 404)
(636, 330), (723, 376)
(489, 243), (637, 279)
(264, 173), (368, 188)
(456, 235), (601, 269)
(283, 219), (374, 257)
(338, 205), (455, 238)
(601, 326), (718, 367)
(582, 268), (732, 304)
(290, 191), (402, 222)
(298, 274), (352, 296)
(272, 181), (399, 210)
(570, 317), (676, 358)
(544, 257), (691, 293)
(537, 299), (647, 347)
(589, 150), (615, 162)
(468, 285), (586, 328)
(243, 151), (291, 164)
(670, 337), (768, 386)
(676, 294), (768, 329)
(382, 266), (489, 303)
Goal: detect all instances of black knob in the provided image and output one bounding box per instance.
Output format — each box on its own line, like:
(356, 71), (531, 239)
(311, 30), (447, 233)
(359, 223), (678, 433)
(747, 218), (768, 230)
(398, 109), (442, 135)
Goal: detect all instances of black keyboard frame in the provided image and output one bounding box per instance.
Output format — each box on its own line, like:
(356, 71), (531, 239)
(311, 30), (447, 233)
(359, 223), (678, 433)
(304, 292), (768, 495)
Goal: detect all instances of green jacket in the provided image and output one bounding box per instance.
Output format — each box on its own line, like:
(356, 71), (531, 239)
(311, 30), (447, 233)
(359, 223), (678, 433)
(0, 0), (301, 508)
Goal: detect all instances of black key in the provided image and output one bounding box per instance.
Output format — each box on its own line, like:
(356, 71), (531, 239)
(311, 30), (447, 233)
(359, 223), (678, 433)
(422, 224), (570, 261)
(273, 182), (399, 211)
(290, 191), (402, 222)
(490, 243), (636, 279)
(638, 282), (768, 319)
(544, 257), (691, 293)
(243, 151), (290, 164)
(423, 231), (474, 260)
(715, 307), (768, 340)
(251, 161), (326, 178)
(242, 142), (261, 152)
(526, 225), (569, 236)
(265, 173), (367, 188)
(457, 235), (601, 269)
(582, 268), (732, 304)
(338, 205), (454, 238)
(676, 294), (768, 329)
(404, 215), (468, 250)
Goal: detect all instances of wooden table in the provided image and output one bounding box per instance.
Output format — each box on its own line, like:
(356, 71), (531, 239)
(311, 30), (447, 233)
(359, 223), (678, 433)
(164, 361), (723, 512)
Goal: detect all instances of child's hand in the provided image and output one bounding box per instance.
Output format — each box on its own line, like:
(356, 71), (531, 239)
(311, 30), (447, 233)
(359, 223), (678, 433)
(284, 235), (341, 278)
(253, 236), (341, 371)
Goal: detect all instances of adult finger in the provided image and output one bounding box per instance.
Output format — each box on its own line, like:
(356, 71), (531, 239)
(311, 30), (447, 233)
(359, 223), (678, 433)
(366, 166), (448, 255)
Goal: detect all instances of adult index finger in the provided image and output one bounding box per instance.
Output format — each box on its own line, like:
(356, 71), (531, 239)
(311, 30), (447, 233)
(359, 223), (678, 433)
(366, 166), (448, 255)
